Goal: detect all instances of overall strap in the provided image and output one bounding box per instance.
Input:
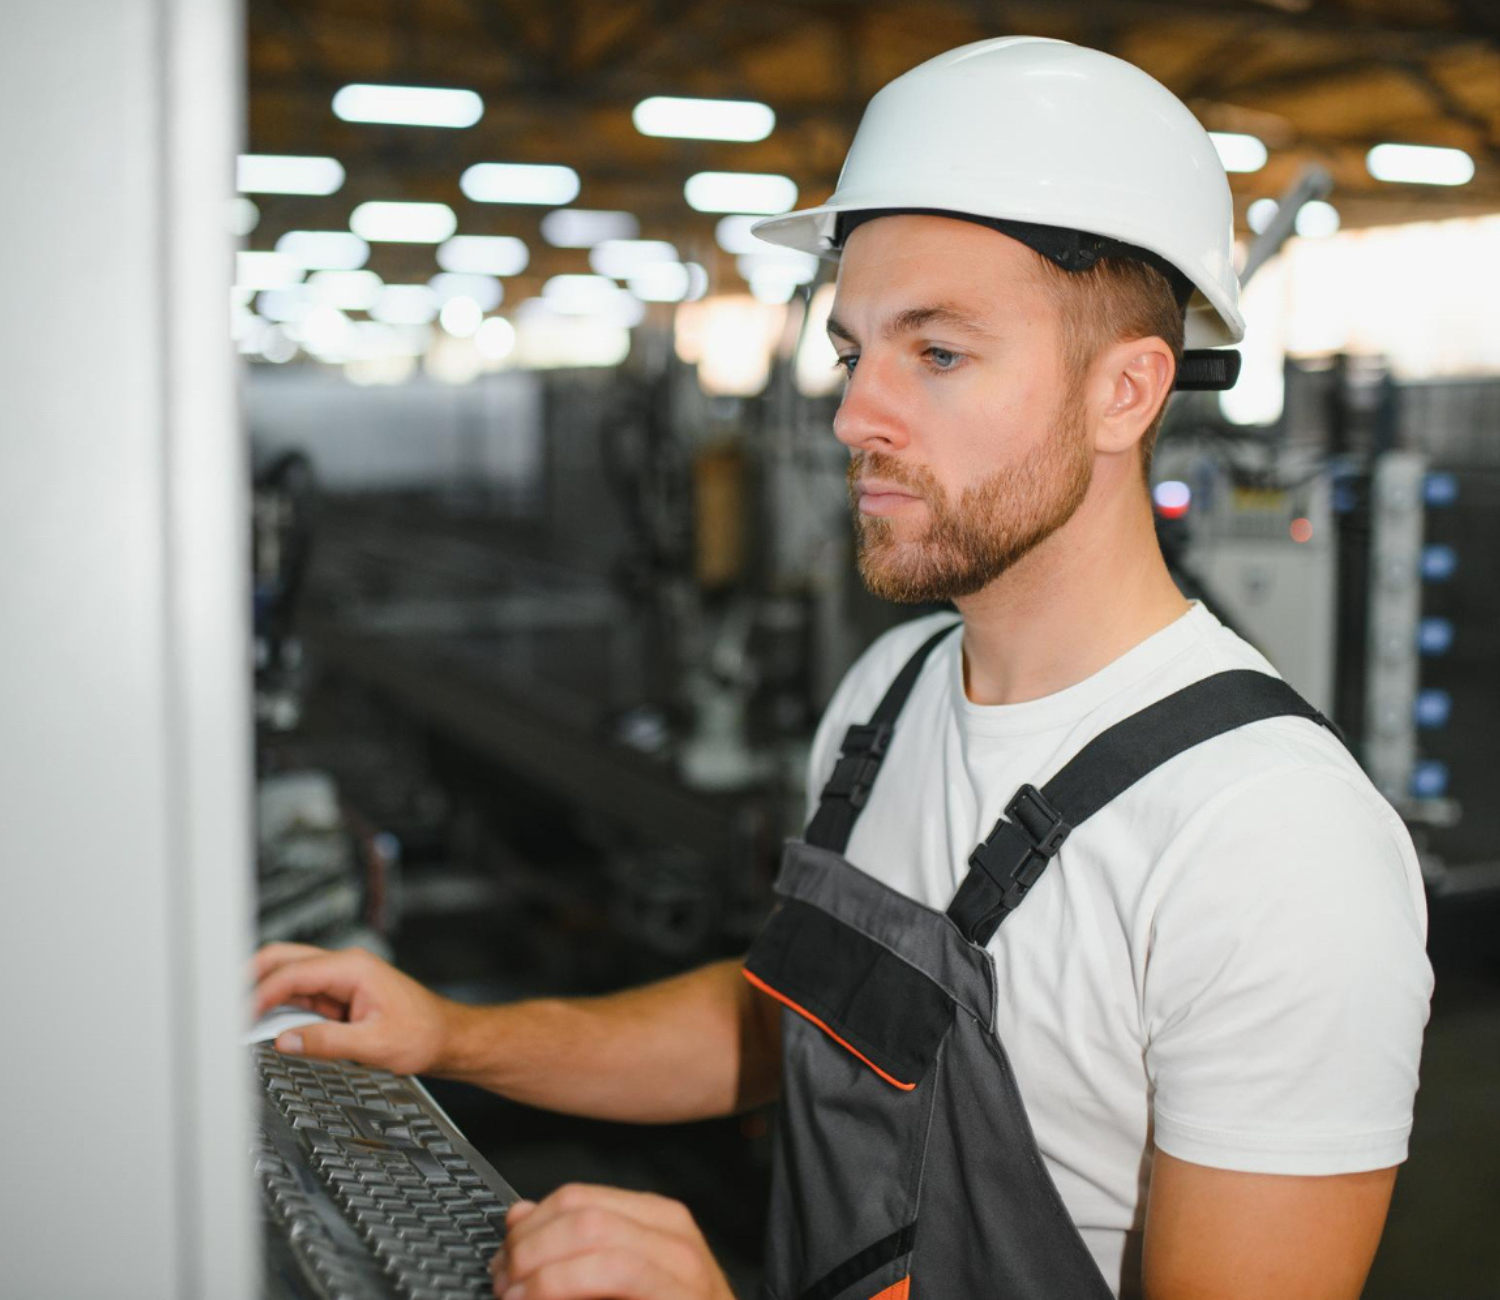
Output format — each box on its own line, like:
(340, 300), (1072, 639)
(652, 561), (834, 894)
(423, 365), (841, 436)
(805, 621), (961, 854)
(948, 669), (1344, 946)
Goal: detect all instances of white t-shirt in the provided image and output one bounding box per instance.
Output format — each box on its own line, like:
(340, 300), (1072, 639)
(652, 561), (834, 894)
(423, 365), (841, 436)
(804, 603), (1433, 1298)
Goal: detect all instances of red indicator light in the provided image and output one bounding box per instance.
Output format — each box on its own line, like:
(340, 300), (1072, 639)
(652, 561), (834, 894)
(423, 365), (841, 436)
(1290, 517), (1313, 543)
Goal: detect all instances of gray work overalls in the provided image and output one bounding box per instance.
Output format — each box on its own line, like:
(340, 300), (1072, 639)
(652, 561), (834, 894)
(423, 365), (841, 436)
(744, 622), (1338, 1300)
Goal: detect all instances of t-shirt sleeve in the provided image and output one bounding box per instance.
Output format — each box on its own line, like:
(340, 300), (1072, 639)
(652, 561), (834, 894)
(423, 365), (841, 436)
(1143, 765), (1433, 1175)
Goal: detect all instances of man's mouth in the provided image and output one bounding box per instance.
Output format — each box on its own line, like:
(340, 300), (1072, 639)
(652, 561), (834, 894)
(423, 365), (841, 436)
(856, 479), (922, 516)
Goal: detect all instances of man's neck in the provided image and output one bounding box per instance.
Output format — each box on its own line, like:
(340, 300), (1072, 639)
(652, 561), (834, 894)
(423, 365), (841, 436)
(952, 481), (1190, 707)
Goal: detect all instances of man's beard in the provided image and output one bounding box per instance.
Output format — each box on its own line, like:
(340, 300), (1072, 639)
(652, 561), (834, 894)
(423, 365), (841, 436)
(847, 399), (1094, 604)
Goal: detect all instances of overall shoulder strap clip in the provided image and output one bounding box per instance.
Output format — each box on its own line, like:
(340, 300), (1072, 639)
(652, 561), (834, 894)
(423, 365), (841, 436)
(951, 785), (1071, 944)
(820, 722), (894, 812)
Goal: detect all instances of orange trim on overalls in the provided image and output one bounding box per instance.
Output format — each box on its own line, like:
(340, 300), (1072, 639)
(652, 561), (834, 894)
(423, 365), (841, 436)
(742, 967), (918, 1092)
(869, 1277), (910, 1300)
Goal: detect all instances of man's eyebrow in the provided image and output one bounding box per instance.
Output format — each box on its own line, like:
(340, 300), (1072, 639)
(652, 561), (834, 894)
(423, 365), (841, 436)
(825, 303), (1000, 344)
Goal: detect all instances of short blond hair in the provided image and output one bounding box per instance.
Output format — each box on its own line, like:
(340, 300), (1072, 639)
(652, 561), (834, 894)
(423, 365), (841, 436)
(1034, 256), (1185, 477)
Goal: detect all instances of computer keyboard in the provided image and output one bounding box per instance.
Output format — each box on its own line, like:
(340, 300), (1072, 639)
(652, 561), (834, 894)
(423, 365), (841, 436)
(253, 1042), (520, 1300)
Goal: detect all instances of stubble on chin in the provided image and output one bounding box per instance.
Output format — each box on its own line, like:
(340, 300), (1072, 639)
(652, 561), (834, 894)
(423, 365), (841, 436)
(847, 409), (1093, 605)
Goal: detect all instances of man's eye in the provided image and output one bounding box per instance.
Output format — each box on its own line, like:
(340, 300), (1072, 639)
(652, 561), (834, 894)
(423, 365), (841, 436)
(833, 354), (859, 376)
(926, 347), (961, 370)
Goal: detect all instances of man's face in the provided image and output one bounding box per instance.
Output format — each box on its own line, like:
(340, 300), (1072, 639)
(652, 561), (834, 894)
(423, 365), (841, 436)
(829, 215), (1094, 604)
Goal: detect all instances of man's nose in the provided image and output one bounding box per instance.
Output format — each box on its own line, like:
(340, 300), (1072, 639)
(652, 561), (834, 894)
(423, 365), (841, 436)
(832, 359), (910, 454)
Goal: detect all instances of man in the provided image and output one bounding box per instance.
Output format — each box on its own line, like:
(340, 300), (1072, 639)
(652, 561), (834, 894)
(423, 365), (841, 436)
(253, 37), (1432, 1300)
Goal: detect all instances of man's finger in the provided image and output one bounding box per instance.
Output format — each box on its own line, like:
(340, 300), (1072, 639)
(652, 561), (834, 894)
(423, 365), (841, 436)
(249, 942), (327, 983)
(508, 1183), (696, 1242)
(273, 1017), (376, 1062)
(498, 1247), (689, 1300)
(253, 951), (370, 1018)
(501, 1204), (690, 1292)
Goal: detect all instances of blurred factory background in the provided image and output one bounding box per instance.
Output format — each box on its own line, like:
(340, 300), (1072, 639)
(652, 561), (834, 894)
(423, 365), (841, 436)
(233, 2), (1500, 1296)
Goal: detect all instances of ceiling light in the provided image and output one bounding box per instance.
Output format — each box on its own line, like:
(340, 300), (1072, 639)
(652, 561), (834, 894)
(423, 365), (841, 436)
(632, 96), (775, 142)
(474, 316), (517, 362)
(543, 274), (626, 314)
(306, 269), (384, 312)
(715, 215), (773, 255)
(628, 262), (692, 303)
(332, 84), (483, 128)
(429, 272), (503, 312)
(1295, 200), (1340, 239)
(259, 325), (297, 364)
(256, 288), (308, 323)
(436, 235), (529, 276)
(350, 201), (457, 243)
(1366, 142), (1475, 186)
(439, 296), (484, 338)
(275, 230), (370, 271)
(371, 284), (439, 325)
(237, 154), (345, 196)
(1209, 132), (1268, 174)
(589, 239), (679, 279)
(460, 163), (580, 205)
(737, 250), (818, 285)
(300, 305), (354, 359)
(1246, 199), (1279, 235)
(235, 251), (303, 291)
(229, 198), (260, 237)
(540, 210), (640, 248)
(685, 172), (798, 214)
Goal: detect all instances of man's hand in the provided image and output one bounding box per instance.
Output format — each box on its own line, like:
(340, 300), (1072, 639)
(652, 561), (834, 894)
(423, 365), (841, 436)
(489, 1184), (737, 1300)
(250, 942), (458, 1076)
(1142, 1150), (1397, 1300)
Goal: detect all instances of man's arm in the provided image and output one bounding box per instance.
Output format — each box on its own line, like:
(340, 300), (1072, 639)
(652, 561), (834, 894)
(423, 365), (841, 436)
(1142, 1151), (1396, 1300)
(251, 944), (782, 1123)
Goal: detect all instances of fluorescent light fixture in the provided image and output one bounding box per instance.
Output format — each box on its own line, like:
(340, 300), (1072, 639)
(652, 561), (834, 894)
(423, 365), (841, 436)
(589, 239), (679, 279)
(307, 269), (383, 312)
(629, 262), (692, 303)
(300, 305), (354, 359)
(439, 296), (485, 338)
(543, 274), (625, 314)
(685, 172), (798, 214)
(371, 284), (440, 325)
(540, 209), (640, 248)
(259, 325), (298, 364)
(350, 201), (457, 243)
(1209, 132), (1267, 174)
(715, 215), (773, 255)
(737, 250), (818, 287)
(1366, 142), (1475, 186)
(235, 251), (304, 291)
(1295, 200), (1340, 239)
(632, 96), (775, 142)
(256, 288), (308, 323)
(749, 275), (798, 304)
(436, 235), (529, 276)
(275, 230), (370, 271)
(229, 198), (260, 237)
(332, 84), (483, 128)
(460, 163), (580, 205)
(429, 272), (503, 312)
(1246, 198), (1279, 235)
(237, 154), (345, 196)
(475, 316), (517, 362)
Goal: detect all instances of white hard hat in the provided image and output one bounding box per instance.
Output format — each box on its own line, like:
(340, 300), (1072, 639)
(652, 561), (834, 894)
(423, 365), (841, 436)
(754, 36), (1244, 373)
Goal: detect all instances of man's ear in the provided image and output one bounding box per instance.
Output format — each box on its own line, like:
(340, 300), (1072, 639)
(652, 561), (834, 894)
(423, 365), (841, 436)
(1092, 337), (1175, 456)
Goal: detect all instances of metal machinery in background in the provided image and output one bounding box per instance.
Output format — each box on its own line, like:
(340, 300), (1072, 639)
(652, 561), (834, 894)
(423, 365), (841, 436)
(1153, 356), (1499, 896)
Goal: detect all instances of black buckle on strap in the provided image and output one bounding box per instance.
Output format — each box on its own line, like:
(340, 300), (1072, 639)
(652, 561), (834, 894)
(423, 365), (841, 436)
(819, 722), (893, 811)
(964, 784), (1072, 922)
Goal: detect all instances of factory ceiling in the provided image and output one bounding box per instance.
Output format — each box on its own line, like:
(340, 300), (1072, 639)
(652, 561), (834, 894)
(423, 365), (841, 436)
(246, 0), (1500, 305)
